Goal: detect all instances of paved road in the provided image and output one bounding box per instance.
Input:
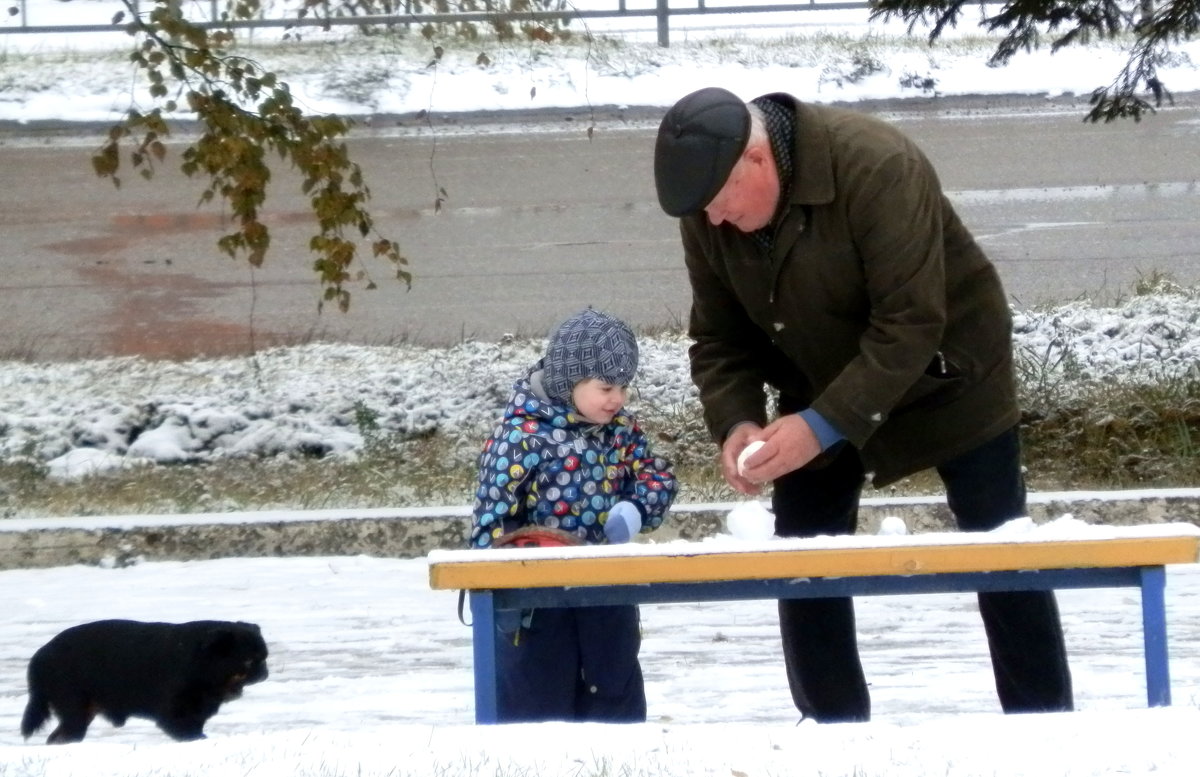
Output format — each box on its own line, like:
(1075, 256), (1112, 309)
(1, 95), (1198, 360)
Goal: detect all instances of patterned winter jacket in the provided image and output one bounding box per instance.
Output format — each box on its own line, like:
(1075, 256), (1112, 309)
(470, 365), (677, 548)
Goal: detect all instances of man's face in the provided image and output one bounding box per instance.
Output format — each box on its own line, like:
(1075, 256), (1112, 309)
(703, 145), (780, 232)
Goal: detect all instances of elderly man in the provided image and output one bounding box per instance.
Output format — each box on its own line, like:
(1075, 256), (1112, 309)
(653, 87), (1073, 722)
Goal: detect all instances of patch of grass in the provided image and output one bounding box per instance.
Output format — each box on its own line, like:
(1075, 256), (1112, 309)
(0, 437), (478, 519)
(0, 393), (739, 517)
(3, 277), (1200, 518)
(1019, 377), (1200, 490)
(2, 371), (1196, 519)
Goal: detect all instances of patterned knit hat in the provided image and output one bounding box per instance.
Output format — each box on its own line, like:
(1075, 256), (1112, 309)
(543, 308), (639, 405)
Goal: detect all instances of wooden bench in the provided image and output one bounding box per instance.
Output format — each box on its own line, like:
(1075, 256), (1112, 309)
(428, 523), (1200, 723)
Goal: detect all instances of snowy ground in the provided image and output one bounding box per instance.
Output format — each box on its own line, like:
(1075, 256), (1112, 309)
(2, 2), (1199, 123)
(3, 6), (1200, 776)
(0, 529), (1199, 775)
(0, 287), (1196, 483)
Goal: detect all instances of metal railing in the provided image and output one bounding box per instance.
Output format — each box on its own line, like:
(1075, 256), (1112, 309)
(1, 0), (873, 46)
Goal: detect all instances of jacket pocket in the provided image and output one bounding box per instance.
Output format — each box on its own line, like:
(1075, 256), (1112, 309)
(896, 352), (966, 410)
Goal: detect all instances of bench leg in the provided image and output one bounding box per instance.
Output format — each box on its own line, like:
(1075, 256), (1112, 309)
(468, 591), (500, 723)
(1139, 566), (1171, 707)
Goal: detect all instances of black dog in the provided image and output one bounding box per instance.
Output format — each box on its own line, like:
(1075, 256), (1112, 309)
(21, 619), (269, 744)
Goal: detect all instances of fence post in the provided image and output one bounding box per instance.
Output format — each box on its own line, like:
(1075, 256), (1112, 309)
(656, 0), (669, 47)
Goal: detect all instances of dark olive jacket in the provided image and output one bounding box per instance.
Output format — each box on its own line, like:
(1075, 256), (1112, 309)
(680, 95), (1019, 486)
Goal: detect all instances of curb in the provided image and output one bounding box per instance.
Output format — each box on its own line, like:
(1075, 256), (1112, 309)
(2, 489), (1199, 571)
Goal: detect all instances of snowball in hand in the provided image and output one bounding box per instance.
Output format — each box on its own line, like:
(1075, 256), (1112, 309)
(736, 440), (765, 476)
(725, 500), (775, 541)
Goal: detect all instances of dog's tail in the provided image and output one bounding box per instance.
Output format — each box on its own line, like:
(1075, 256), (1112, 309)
(20, 686), (50, 739)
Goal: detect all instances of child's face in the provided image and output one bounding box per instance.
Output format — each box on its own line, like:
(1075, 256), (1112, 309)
(570, 378), (630, 424)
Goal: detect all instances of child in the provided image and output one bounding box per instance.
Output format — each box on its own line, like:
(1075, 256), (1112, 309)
(470, 307), (677, 722)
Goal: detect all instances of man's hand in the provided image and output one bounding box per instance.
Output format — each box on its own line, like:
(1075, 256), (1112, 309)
(737, 414), (822, 485)
(721, 423), (764, 495)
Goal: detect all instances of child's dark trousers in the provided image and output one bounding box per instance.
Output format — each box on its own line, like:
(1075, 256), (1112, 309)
(494, 604), (646, 723)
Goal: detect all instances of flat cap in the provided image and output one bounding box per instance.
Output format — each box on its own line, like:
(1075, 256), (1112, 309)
(654, 87), (751, 217)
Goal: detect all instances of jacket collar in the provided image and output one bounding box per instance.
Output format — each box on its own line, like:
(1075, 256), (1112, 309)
(755, 93), (835, 207)
(747, 94), (835, 262)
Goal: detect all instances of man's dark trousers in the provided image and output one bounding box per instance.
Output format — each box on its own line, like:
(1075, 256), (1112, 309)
(771, 426), (1074, 722)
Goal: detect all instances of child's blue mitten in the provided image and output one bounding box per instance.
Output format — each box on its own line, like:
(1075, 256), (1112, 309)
(604, 501), (642, 544)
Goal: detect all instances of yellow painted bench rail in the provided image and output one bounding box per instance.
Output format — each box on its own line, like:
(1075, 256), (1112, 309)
(428, 529), (1200, 591)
